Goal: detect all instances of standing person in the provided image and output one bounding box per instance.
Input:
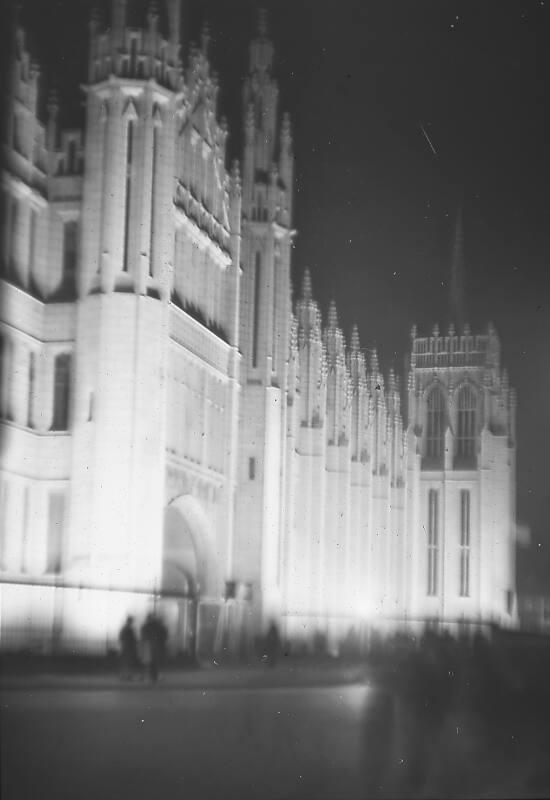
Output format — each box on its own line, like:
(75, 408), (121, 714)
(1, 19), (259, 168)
(141, 613), (168, 683)
(118, 616), (140, 680)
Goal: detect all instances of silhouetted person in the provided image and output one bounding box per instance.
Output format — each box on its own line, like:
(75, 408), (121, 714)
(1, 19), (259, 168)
(264, 622), (281, 667)
(119, 615), (140, 680)
(141, 613), (168, 683)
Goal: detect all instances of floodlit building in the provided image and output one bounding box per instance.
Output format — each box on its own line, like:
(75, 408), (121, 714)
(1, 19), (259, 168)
(0, 2), (517, 656)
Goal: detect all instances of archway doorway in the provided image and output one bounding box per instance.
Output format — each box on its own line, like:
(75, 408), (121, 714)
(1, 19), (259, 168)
(161, 495), (217, 659)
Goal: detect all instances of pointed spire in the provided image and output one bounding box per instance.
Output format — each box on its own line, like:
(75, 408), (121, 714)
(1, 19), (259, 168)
(230, 159), (241, 195)
(249, 8), (273, 74)
(327, 300), (338, 329)
(201, 21), (210, 56)
(350, 325), (360, 352)
(46, 87), (59, 151)
(166, 0), (181, 50)
(301, 268), (312, 301)
(450, 196), (465, 331)
(89, 4), (101, 34)
(112, 0), (126, 36)
(370, 348), (379, 375)
(281, 112), (292, 144)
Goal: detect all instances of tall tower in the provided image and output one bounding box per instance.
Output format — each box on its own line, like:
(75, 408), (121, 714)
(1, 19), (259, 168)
(234, 10), (294, 624)
(66, 0), (182, 597)
(405, 322), (517, 629)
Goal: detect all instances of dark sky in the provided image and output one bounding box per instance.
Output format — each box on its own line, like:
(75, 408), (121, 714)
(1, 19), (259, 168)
(7, 0), (550, 592)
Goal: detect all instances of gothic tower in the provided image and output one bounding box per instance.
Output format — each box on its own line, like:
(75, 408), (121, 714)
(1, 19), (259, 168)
(405, 322), (517, 628)
(234, 10), (294, 622)
(66, 0), (183, 600)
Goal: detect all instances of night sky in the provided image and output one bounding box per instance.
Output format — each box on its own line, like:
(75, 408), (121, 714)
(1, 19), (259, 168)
(5, 1), (550, 592)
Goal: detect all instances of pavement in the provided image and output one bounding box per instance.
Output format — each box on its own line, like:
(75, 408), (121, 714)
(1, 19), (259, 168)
(0, 656), (371, 692)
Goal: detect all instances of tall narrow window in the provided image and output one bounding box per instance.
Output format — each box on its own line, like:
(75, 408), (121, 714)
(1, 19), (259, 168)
(252, 252), (261, 368)
(10, 197), (19, 276)
(0, 478), (8, 569)
(426, 386), (445, 463)
(20, 485), (30, 573)
(27, 351), (35, 428)
(248, 457), (256, 480)
(62, 220), (78, 292)
(28, 207), (37, 275)
(46, 491), (65, 575)
(52, 353), (71, 431)
(427, 489), (439, 596)
(149, 126), (159, 277)
(456, 384), (477, 463)
(272, 256), (279, 372)
(123, 120), (134, 272)
(67, 141), (76, 173)
(459, 489), (471, 597)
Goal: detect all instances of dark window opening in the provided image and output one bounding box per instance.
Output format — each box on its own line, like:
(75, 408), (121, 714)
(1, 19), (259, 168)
(51, 353), (71, 431)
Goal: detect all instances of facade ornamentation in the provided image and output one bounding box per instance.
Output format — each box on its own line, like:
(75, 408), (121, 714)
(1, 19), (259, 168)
(0, 2), (517, 655)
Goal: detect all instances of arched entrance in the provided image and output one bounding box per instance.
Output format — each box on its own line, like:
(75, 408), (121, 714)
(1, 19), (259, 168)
(161, 495), (218, 659)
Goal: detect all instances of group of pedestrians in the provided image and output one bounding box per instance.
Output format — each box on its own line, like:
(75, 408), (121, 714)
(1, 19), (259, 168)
(119, 613), (168, 683)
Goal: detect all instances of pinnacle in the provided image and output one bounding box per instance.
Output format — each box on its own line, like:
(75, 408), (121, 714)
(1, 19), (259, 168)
(258, 8), (268, 38)
(327, 300), (338, 329)
(301, 269), (312, 301)
(350, 325), (360, 352)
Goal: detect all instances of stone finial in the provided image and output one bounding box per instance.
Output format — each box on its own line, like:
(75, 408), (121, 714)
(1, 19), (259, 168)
(258, 8), (268, 37)
(410, 324), (417, 340)
(201, 21), (211, 55)
(350, 324), (360, 352)
(432, 323), (440, 338)
(463, 322), (471, 335)
(112, 0), (127, 34)
(89, 4), (101, 32)
(301, 268), (312, 301)
(327, 300), (338, 329)
(370, 348), (379, 374)
(147, 0), (159, 22)
(47, 87), (59, 118)
(230, 159), (241, 191)
(448, 322), (455, 337)
(281, 112), (292, 141)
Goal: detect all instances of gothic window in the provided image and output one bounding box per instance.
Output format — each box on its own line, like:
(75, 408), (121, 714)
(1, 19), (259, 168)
(67, 141), (76, 173)
(2, 194), (19, 277)
(248, 457), (256, 480)
(123, 119), (135, 272)
(427, 489), (439, 596)
(27, 351), (35, 428)
(149, 126), (159, 277)
(62, 220), (78, 291)
(252, 252), (261, 368)
(456, 384), (477, 463)
(51, 353), (71, 431)
(459, 489), (471, 597)
(46, 491), (65, 574)
(28, 207), (37, 274)
(425, 386), (445, 463)
(20, 485), (30, 573)
(0, 336), (13, 419)
(0, 478), (7, 569)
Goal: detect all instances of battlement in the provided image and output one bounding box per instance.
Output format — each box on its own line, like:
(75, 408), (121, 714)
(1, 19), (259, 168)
(410, 323), (501, 371)
(88, 1), (181, 90)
